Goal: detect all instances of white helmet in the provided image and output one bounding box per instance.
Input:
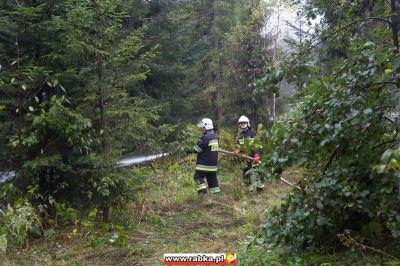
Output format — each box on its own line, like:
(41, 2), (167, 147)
(238, 115), (250, 128)
(197, 118), (213, 130)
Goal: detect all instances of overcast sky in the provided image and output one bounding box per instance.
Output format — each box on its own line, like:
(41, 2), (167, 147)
(264, 1), (322, 46)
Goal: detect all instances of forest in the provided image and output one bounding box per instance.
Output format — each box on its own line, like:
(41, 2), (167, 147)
(0, 0), (400, 265)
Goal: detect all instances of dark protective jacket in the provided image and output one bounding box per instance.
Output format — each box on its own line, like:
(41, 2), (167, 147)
(194, 130), (218, 172)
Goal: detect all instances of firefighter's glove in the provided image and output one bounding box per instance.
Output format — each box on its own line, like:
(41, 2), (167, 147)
(252, 153), (261, 164)
(234, 147), (241, 154)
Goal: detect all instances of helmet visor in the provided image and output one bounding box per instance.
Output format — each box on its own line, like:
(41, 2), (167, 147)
(239, 122), (248, 129)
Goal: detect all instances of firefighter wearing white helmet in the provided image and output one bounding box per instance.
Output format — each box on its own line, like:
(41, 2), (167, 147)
(235, 115), (265, 192)
(238, 115), (250, 129)
(236, 115), (254, 148)
(193, 118), (220, 195)
(196, 118), (214, 130)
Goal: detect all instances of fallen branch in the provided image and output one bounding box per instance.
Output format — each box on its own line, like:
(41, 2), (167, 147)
(279, 177), (298, 188)
(338, 231), (400, 261)
(216, 148), (254, 161)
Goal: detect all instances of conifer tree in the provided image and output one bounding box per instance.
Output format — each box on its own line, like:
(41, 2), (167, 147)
(0, 0), (158, 221)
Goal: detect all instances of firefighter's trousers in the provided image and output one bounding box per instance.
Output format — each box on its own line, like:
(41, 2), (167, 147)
(194, 170), (220, 194)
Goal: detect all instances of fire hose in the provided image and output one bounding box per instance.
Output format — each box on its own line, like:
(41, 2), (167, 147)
(216, 149), (300, 189)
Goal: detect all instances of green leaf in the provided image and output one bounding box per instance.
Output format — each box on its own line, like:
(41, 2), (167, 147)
(393, 148), (400, 161)
(384, 69), (393, 75)
(380, 149), (392, 163)
(88, 208), (98, 218)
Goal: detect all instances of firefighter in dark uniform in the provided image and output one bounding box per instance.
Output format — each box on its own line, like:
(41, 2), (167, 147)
(193, 118), (220, 194)
(235, 115), (264, 192)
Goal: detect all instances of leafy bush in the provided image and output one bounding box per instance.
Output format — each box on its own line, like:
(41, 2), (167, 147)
(0, 201), (40, 251)
(263, 41), (400, 251)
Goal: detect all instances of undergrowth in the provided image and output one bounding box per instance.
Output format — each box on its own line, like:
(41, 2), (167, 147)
(1, 156), (395, 265)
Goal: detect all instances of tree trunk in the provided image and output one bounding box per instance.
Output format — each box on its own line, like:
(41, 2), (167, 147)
(213, 5), (223, 128)
(96, 60), (107, 153)
(273, 93), (276, 119)
(390, 0), (400, 211)
(94, 2), (109, 224)
(271, 1), (280, 121)
(215, 34), (223, 127)
(390, 0), (399, 50)
(15, 36), (25, 185)
(102, 207), (110, 224)
(96, 59), (109, 223)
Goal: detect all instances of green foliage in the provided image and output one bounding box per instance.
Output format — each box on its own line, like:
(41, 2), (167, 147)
(374, 146), (400, 174)
(0, 234), (6, 254)
(142, 0), (273, 127)
(87, 222), (128, 249)
(221, 6), (274, 126)
(165, 124), (200, 157)
(251, 66), (284, 97)
(262, 0), (400, 252)
(239, 243), (396, 266)
(0, 0), (288, 260)
(0, 0), (160, 245)
(0, 201), (40, 250)
(218, 127), (237, 151)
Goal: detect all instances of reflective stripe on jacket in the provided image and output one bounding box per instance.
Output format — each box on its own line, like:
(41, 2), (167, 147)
(194, 130), (218, 172)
